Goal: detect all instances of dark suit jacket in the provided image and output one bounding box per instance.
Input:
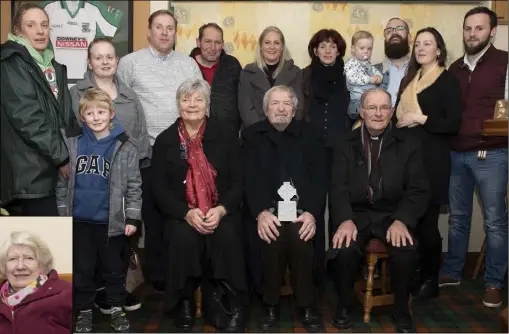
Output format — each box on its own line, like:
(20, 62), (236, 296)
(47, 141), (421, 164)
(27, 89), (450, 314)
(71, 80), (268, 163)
(242, 119), (326, 221)
(330, 125), (430, 233)
(150, 117), (242, 223)
(395, 70), (462, 205)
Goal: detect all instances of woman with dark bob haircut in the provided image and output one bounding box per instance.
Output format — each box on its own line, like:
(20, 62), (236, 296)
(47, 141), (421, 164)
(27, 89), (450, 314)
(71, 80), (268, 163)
(301, 29), (350, 284)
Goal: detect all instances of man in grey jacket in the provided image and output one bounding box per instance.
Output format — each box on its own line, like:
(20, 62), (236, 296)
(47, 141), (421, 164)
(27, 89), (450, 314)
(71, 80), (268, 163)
(374, 18), (411, 106)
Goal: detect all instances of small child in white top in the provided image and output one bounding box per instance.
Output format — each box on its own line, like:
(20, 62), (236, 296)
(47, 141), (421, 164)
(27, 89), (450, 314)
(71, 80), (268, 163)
(344, 30), (383, 120)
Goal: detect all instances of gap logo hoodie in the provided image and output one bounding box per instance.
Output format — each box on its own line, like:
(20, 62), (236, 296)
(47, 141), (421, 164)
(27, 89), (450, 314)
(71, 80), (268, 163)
(73, 118), (125, 223)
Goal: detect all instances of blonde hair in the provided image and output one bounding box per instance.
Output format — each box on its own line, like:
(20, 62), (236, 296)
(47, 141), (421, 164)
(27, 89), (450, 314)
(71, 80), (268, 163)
(351, 30), (374, 46)
(255, 26), (292, 79)
(79, 87), (114, 115)
(0, 231), (54, 281)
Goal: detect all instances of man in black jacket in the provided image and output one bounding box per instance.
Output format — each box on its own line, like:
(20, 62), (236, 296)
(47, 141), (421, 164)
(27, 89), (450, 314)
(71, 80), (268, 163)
(328, 88), (429, 333)
(190, 23), (242, 135)
(243, 85), (326, 333)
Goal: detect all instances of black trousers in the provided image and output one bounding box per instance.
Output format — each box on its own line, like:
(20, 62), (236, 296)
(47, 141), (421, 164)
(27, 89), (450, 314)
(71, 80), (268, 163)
(73, 222), (127, 310)
(18, 195), (58, 216)
(261, 222), (317, 308)
(328, 227), (418, 312)
(141, 166), (166, 284)
(416, 202), (442, 280)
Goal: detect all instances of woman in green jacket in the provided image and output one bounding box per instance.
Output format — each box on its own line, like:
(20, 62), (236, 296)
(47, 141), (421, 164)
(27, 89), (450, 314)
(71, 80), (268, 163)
(0, 3), (77, 215)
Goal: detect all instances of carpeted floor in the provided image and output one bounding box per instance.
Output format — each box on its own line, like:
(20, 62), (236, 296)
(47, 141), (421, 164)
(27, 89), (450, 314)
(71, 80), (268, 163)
(83, 276), (505, 333)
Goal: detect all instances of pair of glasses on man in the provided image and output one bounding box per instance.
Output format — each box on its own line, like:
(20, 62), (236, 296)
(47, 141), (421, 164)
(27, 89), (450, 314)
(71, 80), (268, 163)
(362, 105), (392, 113)
(384, 26), (407, 35)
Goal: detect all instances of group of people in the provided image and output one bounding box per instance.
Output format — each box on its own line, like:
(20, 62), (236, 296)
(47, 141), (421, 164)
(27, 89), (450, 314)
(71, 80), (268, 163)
(0, 2), (507, 334)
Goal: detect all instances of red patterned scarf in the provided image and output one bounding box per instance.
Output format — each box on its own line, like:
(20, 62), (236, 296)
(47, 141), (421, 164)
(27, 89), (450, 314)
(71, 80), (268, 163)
(178, 119), (218, 214)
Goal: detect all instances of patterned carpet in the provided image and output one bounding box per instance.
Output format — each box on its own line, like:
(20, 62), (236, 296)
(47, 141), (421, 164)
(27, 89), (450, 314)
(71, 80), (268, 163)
(84, 277), (505, 333)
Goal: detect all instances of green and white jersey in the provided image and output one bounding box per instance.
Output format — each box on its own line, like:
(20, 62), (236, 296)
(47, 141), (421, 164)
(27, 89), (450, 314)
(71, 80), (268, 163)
(43, 1), (122, 79)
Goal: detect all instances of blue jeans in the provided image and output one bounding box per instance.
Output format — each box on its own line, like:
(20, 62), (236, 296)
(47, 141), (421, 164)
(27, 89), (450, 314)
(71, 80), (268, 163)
(441, 148), (508, 289)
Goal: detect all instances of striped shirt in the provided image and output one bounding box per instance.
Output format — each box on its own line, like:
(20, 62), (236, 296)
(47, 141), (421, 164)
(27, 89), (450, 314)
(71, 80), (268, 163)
(117, 48), (202, 144)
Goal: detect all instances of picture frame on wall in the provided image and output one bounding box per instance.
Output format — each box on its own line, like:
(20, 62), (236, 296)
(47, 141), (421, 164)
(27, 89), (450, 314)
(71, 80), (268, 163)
(11, 0), (132, 82)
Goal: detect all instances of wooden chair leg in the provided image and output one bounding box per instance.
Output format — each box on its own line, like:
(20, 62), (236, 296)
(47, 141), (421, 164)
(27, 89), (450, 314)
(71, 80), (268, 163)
(195, 286), (202, 318)
(472, 238), (486, 280)
(381, 259), (388, 294)
(363, 254), (377, 324)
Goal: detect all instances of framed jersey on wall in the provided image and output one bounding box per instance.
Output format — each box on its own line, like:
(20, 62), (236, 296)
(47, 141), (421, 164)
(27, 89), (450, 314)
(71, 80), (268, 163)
(12, 0), (132, 81)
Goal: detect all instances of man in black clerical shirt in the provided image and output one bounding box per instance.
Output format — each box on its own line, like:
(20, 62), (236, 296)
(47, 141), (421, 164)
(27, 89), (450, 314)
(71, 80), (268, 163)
(328, 88), (429, 333)
(242, 85), (326, 333)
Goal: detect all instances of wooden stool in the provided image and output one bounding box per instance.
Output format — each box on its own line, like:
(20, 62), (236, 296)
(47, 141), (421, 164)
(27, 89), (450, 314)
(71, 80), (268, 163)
(356, 239), (394, 323)
(195, 286), (202, 318)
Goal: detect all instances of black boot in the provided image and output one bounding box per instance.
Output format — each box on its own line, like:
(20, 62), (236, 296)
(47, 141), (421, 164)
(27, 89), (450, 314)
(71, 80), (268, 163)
(300, 307), (323, 333)
(221, 281), (247, 332)
(258, 304), (279, 332)
(174, 298), (195, 330)
(332, 307), (351, 329)
(412, 242), (441, 300)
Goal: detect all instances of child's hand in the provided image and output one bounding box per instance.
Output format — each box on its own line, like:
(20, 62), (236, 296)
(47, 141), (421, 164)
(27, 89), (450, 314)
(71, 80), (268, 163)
(370, 75), (382, 85)
(125, 224), (137, 236)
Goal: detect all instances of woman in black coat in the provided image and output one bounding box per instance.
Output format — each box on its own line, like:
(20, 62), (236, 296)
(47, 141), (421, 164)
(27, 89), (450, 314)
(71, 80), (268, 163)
(395, 27), (462, 300)
(151, 79), (248, 332)
(301, 29), (350, 282)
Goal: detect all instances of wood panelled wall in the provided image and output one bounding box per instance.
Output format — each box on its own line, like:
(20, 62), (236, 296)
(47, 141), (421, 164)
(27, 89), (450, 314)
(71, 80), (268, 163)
(0, 1), (150, 51)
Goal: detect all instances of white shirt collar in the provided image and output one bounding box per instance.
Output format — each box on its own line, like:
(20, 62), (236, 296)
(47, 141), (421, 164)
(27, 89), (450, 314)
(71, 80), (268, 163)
(148, 46), (173, 62)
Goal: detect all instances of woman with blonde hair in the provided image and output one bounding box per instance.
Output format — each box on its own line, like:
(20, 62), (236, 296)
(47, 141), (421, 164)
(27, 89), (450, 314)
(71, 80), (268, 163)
(0, 231), (72, 334)
(238, 26), (304, 130)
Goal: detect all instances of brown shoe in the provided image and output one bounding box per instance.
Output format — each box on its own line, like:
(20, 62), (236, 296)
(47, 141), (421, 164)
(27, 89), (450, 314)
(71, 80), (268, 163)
(483, 287), (502, 308)
(438, 275), (460, 287)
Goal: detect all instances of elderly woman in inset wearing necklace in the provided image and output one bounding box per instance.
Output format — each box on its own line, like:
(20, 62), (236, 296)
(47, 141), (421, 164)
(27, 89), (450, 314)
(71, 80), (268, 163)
(150, 78), (248, 332)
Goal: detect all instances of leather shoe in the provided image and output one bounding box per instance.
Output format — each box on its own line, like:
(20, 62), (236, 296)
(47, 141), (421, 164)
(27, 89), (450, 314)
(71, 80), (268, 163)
(258, 305), (279, 332)
(300, 308), (323, 333)
(391, 310), (415, 333)
(412, 278), (439, 301)
(223, 307), (247, 332)
(332, 307), (351, 329)
(174, 299), (195, 330)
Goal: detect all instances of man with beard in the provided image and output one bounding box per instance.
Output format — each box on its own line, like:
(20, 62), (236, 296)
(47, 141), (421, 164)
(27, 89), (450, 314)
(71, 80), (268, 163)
(242, 85), (326, 332)
(374, 18), (411, 106)
(190, 23), (243, 135)
(440, 6), (508, 309)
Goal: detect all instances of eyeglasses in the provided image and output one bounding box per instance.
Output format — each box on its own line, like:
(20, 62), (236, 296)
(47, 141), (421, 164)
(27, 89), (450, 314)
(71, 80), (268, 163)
(384, 26), (407, 36)
(362, 105), (392, 113)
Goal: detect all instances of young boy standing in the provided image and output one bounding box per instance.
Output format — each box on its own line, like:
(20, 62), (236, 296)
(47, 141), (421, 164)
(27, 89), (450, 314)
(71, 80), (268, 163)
(56, 87), (142, 333)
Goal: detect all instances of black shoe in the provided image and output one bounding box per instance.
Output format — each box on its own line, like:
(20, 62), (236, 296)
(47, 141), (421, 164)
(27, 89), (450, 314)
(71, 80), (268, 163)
(124, 291), (142, 311)
(152, 280), (165, 294)
(391, 310), (415, 333)
(174, 299), (195, 330)
(412, 278), (439, 301)
(332, 307), (351, 329)
(94, 289), (111, 315)
(258, 305), (279, 332)
(223, 307), (247, 332)
(300, 308), (323, 333)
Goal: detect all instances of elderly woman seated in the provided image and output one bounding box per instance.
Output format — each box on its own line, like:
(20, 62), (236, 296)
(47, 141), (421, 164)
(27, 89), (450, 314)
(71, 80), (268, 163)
(151, 78), (248, 332)
(0, 231), (72, 334)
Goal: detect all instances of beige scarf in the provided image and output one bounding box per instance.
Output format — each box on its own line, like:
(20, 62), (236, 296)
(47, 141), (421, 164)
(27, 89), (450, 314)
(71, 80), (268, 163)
(396, 65), (445, 126)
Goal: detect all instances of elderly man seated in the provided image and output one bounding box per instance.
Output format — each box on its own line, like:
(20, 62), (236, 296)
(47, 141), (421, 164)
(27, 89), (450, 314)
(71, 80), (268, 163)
(328, 88), (429, 333)
(242, 85), (326, 333)
(0, 231), (72, 334)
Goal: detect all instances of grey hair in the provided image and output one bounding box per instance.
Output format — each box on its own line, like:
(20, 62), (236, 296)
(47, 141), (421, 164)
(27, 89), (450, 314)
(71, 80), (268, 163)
(176, 78), (211, 115)
(0, 231), (54, 281)
(262, 85), (299, 112)
(255, 26), (292, 79)
(360, 87), (392, 108)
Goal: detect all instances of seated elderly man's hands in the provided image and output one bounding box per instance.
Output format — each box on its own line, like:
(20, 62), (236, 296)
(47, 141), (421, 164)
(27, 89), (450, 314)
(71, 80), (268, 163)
(386, 220), (414, 247)
(332, 220), (357, 249)
(202, 205), (227, 231)
(257, 210), (281, 244)
(185, 208), (213, 235)
(293, 211), (316, 241)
